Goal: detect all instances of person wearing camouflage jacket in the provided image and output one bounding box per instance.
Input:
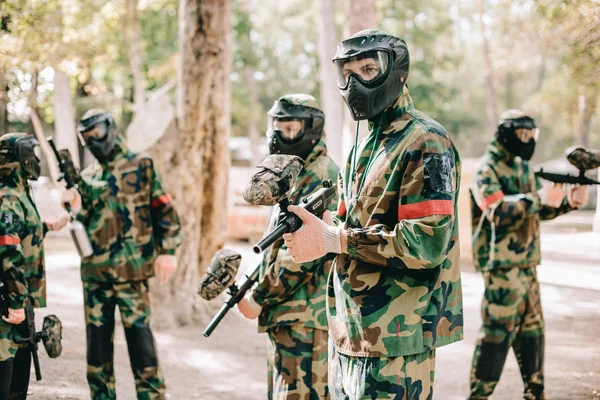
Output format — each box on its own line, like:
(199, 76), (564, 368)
(468, 110), (589, 400)
(237, 94), (340, 399)
(63, 110), (183, 400)
(0, 132), (67, 399)
(283, 30), (463, 399)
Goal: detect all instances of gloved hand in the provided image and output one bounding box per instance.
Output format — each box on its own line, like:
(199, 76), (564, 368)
(237, 292), (262, 320)
(61, 188), (82, 214)
(568, 185), (589, 209)
(45, 215), (69, 231)
(154, 254), (177, 283)
(2, 308), (25, 325)
(542, 186), (566, 208)
(283, 206), (341, 264)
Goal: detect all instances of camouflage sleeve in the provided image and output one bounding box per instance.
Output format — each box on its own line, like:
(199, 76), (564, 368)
(471, 162), (541, 231)
(345, 132), (458, 269)
(333, 170), (347, 225)
(75, 173), (97, 225)
(148, 159), (183, 254)
(0, 195), (28, 309)
(534, 175), (574, 220)
(252, 162), (339, 306)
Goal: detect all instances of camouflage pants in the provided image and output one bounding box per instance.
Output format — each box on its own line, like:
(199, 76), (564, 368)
(0, 320), (32, 399)
(469, 267), (545, 400)
(266, 325), (329, 400)
(83, 280), (165, 400)
(329, 341), (436, 400)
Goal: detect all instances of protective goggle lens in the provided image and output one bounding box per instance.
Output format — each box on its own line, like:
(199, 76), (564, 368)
(334, 51), (390, 89)
(515, 128), (539, 143)
(268, 117), (305, 141)
(81, 124), (108, 141)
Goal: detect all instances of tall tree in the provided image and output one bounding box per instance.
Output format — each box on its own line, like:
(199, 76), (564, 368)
(477, 0), (498, 134)
(124, 0), (146, 110)
(150, 0), (232, 327)
(318, 0), (344, 165)
(53, 70), (80, 167)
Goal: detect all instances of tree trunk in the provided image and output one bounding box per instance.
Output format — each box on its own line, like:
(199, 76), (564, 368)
(0, 73), (7, 135)
(150, 0), (232, 328)
(476, 0), (498, 134)
(318, 0), (344, 166)
(244, 66), (262, 167)
(53, 70), (80, 168)
(576, 86), (599, 147)
(124, 0), (146, 111)
(342, 0), (378, 154)
(28, 69), (38, 136)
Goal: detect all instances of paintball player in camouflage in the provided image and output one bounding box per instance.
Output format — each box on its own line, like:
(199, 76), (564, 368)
(61, 110), (183, 400)
(468, 110), (589, 400)
(237, 94), (340, 399)
(283, 30), (464, 399)
(0, 132), (67, 399)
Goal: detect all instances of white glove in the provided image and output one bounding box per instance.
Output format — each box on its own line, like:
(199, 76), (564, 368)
(283, 206), (341, 264)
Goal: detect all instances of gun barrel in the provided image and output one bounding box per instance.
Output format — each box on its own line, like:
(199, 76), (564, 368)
(203, 302), (231, 337)
(32, 347), (42, 381)
(253, 222), (293, 254)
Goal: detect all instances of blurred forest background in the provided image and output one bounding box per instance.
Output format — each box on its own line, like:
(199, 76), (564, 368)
(1, 0), (599, 324)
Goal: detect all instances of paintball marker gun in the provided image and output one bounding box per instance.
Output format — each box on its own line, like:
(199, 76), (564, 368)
(536, 146), (600, 186)
(198, 249), (259, 337)
(0, 278), (62, 381)
(47, 137), (93, 257)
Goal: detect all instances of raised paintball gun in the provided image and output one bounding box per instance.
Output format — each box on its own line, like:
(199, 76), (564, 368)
(536, 146), (600, 186)
(198, 249), (257, 337)
(199, 154), (337, 337)
(1, 277), (62, 381)
(47, 137), (93, 257)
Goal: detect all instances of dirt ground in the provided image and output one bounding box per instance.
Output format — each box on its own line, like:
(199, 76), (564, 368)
(25, 236), (600, 400)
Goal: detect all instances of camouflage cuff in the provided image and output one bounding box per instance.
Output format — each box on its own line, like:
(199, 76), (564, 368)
(345, 229), (361, 259)
(9, 293), (26, 310)
(158, 248), (176, 255)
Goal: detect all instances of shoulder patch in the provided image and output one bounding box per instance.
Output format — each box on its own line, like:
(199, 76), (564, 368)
(424, 153), (453, 193)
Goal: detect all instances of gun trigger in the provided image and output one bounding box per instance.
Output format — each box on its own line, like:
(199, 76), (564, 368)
(302, 199), (308, 204)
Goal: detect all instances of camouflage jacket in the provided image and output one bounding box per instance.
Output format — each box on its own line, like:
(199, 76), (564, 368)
(329, 88), (463, 358)
(76, 138), (183, 282)
(252, 139), (339, 332)
(0, 168), (46, 309)
(470, 141), (573, 272)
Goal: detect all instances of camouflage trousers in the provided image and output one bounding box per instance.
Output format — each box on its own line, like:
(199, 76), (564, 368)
(83, 280), (165, 400)
(266, 324), (329, 400)
(329, 340), (436, 400)
(469, 267), (545, 400)
(0, 319), (31, 400)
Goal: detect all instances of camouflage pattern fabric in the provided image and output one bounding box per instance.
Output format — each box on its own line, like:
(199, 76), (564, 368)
(566, 146), (600, 171)
(469, 267), (544, 400)
(76, 137), (183, 282)
(470, 141), (573, 272)
(266, 324), (329, 400)
(329, 342), (436, 400)
(198, 248), (241, 301)
(252, 139), (339, 332)
(41, 314), (62, 358)
(244, 154), (305, 206)
(0, 133), (47, 364)
(328, 86), (463, 358)
(83, 280), (165, 400)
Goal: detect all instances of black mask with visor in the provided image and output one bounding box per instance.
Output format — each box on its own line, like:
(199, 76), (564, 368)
(497, 116), (539, 161)
(266, 98), (325, 161)
(333, 30), (410, 121)
(77, 112), (118, 163)
(14, 136), (41, 180)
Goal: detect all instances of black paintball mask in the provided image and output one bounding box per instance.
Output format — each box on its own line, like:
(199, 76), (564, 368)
(333, 29), (410, 121)
(266, 97), (324, 161)
(497, 115), (539, 161)
(4, 135), (42, 180)
(77, 111), (118, 163)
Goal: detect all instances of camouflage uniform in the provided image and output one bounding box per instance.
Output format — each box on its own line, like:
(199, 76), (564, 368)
(0, 133), (47, 399)
(76, 136), (182, 400)
(469, 140), (574, 400)
(328, 87), (463, 399)
(251, 137), (339, 400)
